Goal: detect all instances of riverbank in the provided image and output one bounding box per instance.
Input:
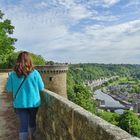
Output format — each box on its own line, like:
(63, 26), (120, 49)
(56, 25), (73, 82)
(94, 89), (124, 107)
(102, 88), (132, 105)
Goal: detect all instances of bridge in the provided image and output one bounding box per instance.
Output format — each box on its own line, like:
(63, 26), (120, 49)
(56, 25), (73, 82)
(0, 68), (139, 140)
(99, 105), (130, 112)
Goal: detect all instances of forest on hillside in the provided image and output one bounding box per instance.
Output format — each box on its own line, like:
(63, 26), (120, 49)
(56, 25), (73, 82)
(69, 63), (140, 81)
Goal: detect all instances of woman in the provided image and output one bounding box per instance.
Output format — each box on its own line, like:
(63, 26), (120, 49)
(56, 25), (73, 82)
(6, 51), (44, 140)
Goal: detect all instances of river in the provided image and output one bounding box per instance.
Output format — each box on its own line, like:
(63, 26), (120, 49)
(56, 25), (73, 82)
(94, 89), (124, 114)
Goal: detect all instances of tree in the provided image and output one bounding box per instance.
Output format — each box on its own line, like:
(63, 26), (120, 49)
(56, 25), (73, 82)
(5, 52), (18, 68)
(118, 111), (140, 137)
(0, 10), (17, 65)
(5, 52), (46, 68)
(68, 84), (96, 113)
(97, 111), (119, 125)
(46, 61), (55, 65)
(30, 53), (46, 65)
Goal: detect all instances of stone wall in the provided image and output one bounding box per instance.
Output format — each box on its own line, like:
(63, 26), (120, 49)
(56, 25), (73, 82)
(36, 89), (140, 140)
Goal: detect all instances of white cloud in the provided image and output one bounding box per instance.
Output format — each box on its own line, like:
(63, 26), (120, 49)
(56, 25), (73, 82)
(58, 0), (93, 21)
(124, 0), (140, 9)
(58, 0), (75, 8)
(85, 19), (140, 42)
(81, 19), (140, 63)
(69, 4), (92, 20)
(91, 15), (119, 21)
(34, 1), (48, 9)
(0, 0), (140, 63)
(103, 0), (120, 7)
(86, 0), (120, 8)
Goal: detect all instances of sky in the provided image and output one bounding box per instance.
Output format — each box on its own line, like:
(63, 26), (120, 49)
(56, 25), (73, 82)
(0, 0), (140, 64)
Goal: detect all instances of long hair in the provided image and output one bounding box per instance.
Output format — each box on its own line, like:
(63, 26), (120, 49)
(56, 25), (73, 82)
(14, 51), (34, 77)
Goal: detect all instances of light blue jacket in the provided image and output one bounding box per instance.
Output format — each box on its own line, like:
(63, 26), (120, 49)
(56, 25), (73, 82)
(6, 69), (44, 108)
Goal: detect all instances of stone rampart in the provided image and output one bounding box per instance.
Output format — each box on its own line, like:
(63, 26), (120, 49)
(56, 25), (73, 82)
(37, 89), (140, 140)
(0, 69), (11, 73)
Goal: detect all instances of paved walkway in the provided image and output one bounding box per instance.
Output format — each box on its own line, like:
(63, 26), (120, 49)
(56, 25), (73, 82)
(0, 73), (19, 140)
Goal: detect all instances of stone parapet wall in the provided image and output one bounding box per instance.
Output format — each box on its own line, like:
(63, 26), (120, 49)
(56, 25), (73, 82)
(36, 89), (140, 140)
(35, 65), (68, 73)
(0, 69), (11, 73)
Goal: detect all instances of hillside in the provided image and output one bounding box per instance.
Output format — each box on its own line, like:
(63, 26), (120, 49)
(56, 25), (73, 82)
(68, 63), (140, 82)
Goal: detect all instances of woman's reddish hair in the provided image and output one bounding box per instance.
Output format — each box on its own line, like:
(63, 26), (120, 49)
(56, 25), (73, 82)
(14, 51), (34, 77)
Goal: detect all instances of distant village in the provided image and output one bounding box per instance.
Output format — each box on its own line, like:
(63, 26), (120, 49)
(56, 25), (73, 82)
(106, 84), (140, 114)
(85, 77), (140, 114)
(85, 76), (118, 89)
(107, 84), (140, 103)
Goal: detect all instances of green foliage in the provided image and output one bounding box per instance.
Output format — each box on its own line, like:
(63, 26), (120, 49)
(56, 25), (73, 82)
(67, 71), (75, 98)
(46, 61), (55, 65)
(118, 111), (140, 137)
(69, 84), (96, 113)
(97, 111), (140, 138)
(1, 51), (46, 68)
(132, 85), (140, 94)
(67, 68), (96, 113)
(69, 64), (114, 81)
(0, 10), (17, 65)
(97, 111), (119, 125)
(30, 53), (46, 65)
(69, 64), (140, 81)
(4, 52), (18, 68)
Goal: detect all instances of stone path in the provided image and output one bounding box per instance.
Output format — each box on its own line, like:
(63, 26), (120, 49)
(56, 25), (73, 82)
(0, 73), (19, 140)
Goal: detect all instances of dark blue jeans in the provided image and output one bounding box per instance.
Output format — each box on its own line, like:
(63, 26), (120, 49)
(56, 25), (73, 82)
(16, 108), (38, 140)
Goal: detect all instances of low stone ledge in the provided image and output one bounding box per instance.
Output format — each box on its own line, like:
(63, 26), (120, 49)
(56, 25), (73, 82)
(36, 89), (140, 140)
(36, 65), (68, 72)
(0, 69), (11, 73)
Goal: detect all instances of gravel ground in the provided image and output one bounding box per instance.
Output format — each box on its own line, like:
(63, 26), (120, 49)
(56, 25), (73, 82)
(0, 74), (19, 140)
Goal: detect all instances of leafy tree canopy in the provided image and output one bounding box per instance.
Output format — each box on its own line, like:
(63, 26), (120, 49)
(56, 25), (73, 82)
(97, 111), (119, 125)
(30, 53), (46, 65)
(4, 51), (46, 68)
(0, 10), (17, 64)
(118, 111), (140, 137)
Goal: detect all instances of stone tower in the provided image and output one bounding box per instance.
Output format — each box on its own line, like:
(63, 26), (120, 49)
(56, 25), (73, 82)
(36, 65), (68, 98)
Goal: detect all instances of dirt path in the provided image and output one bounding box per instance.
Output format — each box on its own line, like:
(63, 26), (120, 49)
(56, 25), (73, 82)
(0, 73), (19, 140)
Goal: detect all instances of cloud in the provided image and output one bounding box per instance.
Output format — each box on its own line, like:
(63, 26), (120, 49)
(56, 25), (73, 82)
(58, 0), (75, 8)
(0, 0), (140, 63)
(69, 4), (92, 20)
(57, 0), (93, 21)
(103, 0), (120, 7)
(124, 0), (140, 8)
(86, 0), (120, 8)
(82, 19), (140, 63)
(85, 19), (140, 48)
(91, 15), (119, 22)
(34, 1), (48, 9)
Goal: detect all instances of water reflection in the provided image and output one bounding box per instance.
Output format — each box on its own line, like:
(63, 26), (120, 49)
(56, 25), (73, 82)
(94, 90), (124, 114)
